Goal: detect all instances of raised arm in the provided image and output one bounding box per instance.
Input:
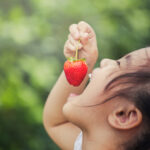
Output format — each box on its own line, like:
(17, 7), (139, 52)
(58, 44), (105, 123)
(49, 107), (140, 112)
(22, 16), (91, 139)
(43, 21), (98, 150)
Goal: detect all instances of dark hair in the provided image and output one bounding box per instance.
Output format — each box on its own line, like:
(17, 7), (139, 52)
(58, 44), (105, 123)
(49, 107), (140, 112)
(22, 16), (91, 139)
(105, 71), (150, 150)
(103, 60), (150, 149)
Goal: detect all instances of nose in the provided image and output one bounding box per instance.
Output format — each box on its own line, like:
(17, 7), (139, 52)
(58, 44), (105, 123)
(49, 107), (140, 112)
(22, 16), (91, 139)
(100, 58), (117, 68)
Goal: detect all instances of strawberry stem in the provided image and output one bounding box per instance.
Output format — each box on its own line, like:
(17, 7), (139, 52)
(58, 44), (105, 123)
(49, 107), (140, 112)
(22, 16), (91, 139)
(75, 40), (80, 60)
(75, 47), (78, 60)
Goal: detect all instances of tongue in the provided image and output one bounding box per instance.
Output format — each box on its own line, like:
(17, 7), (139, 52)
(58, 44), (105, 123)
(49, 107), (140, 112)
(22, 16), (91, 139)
(69, 93), (78, 97)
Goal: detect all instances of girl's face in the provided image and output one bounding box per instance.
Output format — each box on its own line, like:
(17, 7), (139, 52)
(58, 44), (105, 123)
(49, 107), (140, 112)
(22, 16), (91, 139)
(63, 48), (149, 129)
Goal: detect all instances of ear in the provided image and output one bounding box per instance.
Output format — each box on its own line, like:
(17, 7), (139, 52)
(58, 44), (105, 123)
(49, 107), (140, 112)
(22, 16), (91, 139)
(108, 104), (142, 130)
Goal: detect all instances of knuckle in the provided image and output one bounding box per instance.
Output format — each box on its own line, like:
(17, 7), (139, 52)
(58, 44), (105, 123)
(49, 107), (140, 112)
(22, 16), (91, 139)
(66, 39), (70, 44)
(64, 45), (67, 51)
(69, 24), (76, 31)
(65, 40), (68, 45)
(64, 40), (69, 48)
(68, 34), (72, 39)
(78, 21), (86, 26)
(78, 22), (89, 32)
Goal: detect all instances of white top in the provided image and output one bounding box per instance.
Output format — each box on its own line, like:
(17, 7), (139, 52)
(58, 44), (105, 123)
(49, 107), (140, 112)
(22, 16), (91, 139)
(74, 132), (83, 150)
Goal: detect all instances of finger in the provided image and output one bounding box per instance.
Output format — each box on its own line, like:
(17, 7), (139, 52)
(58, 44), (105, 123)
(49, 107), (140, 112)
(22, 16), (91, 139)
(77, 21), (95, 38)
(64, 48), (75, 58)
(68, 34), (83, 49)
(80, 32), (89, 45)
(69, 24), (80, 40)
(64, 40), (76, 52)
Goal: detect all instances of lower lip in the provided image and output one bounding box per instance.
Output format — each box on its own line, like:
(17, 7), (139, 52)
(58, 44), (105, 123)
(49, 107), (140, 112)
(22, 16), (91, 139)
(67, 93), (78, 102)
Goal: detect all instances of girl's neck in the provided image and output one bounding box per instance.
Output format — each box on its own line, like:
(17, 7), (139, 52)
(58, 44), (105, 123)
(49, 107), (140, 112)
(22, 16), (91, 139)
(82, 129), (121, 150)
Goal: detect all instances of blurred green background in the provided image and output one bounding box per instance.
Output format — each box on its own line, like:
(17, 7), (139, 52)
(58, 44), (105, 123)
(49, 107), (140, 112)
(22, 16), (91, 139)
(0, 0), (150, 150)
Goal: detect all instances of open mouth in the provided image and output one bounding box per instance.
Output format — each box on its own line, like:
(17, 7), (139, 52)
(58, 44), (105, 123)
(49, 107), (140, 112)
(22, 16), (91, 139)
(67, 93), (78, 102)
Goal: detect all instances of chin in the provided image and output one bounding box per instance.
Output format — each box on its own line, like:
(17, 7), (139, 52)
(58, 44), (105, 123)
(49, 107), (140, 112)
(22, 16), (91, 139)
(62, 102), (84, 127)
(63, 102), (75, 121)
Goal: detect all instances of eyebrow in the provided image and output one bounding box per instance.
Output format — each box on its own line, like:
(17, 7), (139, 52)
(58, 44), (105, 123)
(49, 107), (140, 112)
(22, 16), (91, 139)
(145, 48), (150, 59)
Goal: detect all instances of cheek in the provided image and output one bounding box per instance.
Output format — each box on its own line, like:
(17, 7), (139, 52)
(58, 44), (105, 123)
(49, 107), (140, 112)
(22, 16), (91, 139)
(89, 72), (108, 93)
(82, 80), (106, 105)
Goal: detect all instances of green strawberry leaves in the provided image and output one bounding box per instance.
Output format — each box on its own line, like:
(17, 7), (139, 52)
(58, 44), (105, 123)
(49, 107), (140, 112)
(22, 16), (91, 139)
(67, 57), (86, 62)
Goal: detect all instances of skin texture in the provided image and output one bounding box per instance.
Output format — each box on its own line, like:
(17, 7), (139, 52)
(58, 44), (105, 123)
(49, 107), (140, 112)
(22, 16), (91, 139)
(43, 21), (149, 150)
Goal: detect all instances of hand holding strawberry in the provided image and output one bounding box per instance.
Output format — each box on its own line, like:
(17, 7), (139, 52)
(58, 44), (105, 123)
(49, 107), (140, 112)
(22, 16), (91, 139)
(64, 21), (98, 69)
(64, 21), (98, 86)
(64, 57), (88, 86)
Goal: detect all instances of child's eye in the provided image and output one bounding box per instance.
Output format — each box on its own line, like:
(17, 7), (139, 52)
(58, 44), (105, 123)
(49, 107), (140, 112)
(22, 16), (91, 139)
(116, 60), (120, 66)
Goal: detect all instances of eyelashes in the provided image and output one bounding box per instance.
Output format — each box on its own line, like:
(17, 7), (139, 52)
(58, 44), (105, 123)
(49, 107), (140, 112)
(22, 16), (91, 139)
(116, 60), (120, 66)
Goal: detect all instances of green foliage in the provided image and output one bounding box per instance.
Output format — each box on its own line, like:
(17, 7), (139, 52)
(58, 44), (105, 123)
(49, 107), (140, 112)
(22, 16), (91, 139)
(0, 0), (150, 149)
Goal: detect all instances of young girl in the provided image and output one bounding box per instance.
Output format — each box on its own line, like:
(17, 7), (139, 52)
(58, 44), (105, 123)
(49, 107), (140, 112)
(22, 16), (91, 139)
(43, 21), (150, 150)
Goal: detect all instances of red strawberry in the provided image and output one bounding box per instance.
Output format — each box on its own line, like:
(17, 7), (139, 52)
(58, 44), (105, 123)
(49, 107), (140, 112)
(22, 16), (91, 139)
(64, 57), (88, 86)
